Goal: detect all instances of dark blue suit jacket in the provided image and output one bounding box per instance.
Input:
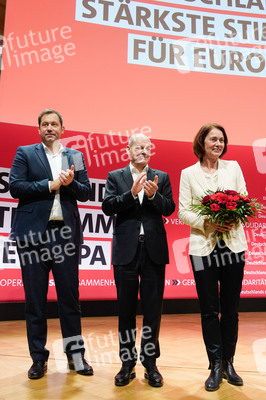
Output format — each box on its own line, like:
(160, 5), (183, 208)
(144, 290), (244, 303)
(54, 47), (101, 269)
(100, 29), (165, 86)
(102, 164), (175, 265)
(9, 143), (90, 244)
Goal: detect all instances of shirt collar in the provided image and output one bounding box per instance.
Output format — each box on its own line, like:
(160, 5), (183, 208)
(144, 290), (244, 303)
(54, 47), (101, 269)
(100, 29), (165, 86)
(130, 163), (149, 175)
(42, 142), (64, 155)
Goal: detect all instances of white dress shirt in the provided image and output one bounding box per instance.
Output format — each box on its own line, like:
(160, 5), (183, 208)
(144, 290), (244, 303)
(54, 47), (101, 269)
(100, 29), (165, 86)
(203, 170), (218, 192)
(130, 163), (149, 235)
(43, 143), (64, 221)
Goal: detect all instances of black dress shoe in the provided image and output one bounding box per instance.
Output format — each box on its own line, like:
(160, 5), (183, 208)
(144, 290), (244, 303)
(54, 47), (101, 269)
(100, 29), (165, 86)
(28, 360), (47, 379)
(222, 358), (243, 386)
(115, 365), (136, 386)
(205, 359), (222, 391)
(144, 366), (163, 387)
(68, 357), (94, 375)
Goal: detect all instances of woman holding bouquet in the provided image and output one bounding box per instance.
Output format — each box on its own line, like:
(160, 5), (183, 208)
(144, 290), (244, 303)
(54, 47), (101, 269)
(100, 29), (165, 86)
(178, 123), (247, 391)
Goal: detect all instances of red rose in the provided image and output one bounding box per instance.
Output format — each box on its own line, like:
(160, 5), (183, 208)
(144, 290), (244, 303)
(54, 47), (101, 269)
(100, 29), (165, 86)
(228, 195), (240, 202)
(202, 195), (211, 205)
(226, 201), (237, 210)
(217, 193), (228, 204)
(210, 193), (218, 201)
(224, 190), (238, 196)
(210, 203), (220, 211)
(240, 195), (251, 202)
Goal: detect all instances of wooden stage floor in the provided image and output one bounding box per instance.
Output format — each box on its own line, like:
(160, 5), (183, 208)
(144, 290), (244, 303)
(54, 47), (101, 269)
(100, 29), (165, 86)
(0, 313), (265, 399)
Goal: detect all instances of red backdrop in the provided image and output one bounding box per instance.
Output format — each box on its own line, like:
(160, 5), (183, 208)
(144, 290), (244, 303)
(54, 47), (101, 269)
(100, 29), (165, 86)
(1, 121), (266, 301)
(1, 0), (266, 301)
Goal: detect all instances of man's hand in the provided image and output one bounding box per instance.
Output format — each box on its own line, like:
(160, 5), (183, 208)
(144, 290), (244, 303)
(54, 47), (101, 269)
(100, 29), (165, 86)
(131, 172), (147, 197)
(50, 178), (61, 191)
(144, 175), (158, 198)
(59, 165), (75, 186)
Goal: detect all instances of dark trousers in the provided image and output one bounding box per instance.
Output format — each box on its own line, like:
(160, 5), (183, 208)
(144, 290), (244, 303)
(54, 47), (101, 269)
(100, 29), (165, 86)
(114, 240), (165, 369)
(190, 241), (245, 365)
(16, 222), (83, 362)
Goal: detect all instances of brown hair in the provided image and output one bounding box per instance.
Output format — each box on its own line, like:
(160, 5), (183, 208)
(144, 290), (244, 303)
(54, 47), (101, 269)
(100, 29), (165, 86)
(38, 109), (63, 127)
(193, 123), (228, 162)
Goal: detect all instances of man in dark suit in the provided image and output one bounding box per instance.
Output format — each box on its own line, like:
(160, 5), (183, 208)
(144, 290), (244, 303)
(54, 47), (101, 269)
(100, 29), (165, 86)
(9, 109), (93, 379)
(102, 134), (175, 387)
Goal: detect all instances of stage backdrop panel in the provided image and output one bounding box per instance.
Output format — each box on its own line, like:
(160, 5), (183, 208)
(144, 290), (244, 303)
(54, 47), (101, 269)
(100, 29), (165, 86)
(0, 122), (266, 301)
(1, 0), (266, 301)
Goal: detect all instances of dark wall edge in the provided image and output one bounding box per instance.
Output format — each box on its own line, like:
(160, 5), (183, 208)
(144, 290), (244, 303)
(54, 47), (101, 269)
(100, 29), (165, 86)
(1, 298), (265, 321)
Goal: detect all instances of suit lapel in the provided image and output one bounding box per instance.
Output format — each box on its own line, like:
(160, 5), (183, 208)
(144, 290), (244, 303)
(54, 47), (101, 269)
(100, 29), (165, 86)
(194, 160), (227, 191)
(193, 162), (209, 192)
(62, 148), (72, 171)
(121, 164), (134, 188)
(35, 143), (53, 180)
(147, 166), (155, 181)
(122, 164), (144, 206)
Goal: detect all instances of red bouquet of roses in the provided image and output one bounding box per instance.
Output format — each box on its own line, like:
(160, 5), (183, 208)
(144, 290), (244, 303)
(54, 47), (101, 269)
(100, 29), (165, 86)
(190, 189), (264, 239)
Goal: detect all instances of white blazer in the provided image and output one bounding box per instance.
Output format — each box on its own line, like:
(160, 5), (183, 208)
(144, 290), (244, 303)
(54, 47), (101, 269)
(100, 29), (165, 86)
(178, 159), (248, 256)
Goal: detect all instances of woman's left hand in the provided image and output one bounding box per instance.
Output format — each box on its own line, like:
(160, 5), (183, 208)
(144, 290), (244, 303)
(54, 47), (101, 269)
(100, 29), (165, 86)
(212, 220), (234, 232)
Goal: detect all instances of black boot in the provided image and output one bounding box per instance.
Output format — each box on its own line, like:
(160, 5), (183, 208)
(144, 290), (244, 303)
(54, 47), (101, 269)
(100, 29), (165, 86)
(222, 358), (243, 386)
(205, 359), (222, 391)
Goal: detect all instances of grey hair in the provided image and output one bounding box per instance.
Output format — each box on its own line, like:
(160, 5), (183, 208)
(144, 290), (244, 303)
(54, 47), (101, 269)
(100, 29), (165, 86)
(128, 134), (151, 147)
